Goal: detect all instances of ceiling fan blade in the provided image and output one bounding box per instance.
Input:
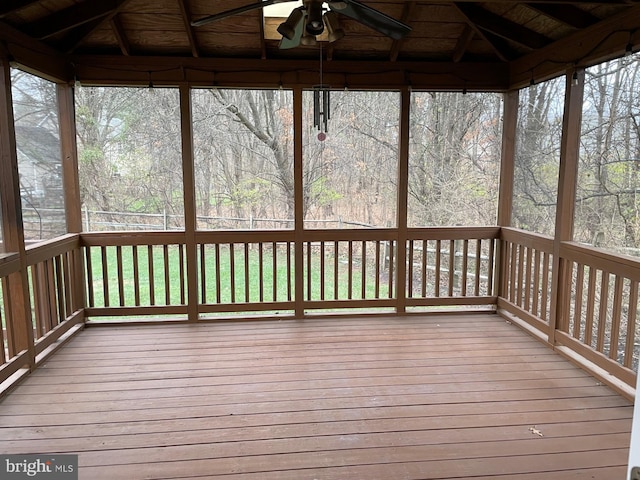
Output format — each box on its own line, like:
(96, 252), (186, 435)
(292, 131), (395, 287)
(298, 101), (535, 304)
(278, 8), (305, 49)
(192, 0), (294, 27)
(328, 0), (410, 40)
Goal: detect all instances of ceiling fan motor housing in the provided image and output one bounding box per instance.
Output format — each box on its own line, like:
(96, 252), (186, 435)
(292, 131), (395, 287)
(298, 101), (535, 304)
(305, 0), (325, 35)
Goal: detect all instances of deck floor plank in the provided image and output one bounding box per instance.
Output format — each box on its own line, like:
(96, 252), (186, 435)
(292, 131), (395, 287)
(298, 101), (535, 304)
(0, 313), (634, 479)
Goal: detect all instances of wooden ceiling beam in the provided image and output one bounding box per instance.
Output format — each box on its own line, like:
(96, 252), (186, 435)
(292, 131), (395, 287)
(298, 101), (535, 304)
(455, 3), (552, 50)
(510, 3), (640, 88)
(526, 3), (599, 29)
(452, 4), (510, 61)
(390, 1), (416, 62)
(452, 25), (475, 63)
(110, 15), (131, 56)
(25, 0), (128, 40)
(177, 0), (200, 58)
(0, 20), (71, 82)
(70, 55), (510, 90)
(0, 0), (41, 18)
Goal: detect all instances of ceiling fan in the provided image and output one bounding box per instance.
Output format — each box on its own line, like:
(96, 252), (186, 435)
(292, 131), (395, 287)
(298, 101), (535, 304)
(192, 0), (411, 49)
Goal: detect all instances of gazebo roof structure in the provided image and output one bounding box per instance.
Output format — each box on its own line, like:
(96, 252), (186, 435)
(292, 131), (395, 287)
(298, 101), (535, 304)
(1, 0), (639, 89)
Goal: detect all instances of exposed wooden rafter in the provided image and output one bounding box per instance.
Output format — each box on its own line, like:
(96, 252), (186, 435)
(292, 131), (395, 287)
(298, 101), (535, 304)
(110, 15), (131, 56)
(454, 3), (552, 50)
(258, 8), (267, 60)
(0, 0), (41, 18)
(389, 1), (416, 62)
(452, 5), (510, 61)
(452, 25), (475, 63)
(526, 3), (599, 29)
(177, 0), (200, 58)
(24, 0), (128, 40)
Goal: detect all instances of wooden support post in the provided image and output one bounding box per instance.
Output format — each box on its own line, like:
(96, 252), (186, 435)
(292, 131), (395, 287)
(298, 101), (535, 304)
(0, 57), (35, 367)
(179, 84), (199, 322)
(57, 83), (85, 314)
(293, 87), (304, 318)
(395, 87), (410, 314)
(496, 90), (519, 298)
(549, 68), (584, 344)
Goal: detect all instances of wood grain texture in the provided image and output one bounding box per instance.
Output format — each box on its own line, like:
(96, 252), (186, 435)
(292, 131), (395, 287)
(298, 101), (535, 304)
(0, 314), (632, 480)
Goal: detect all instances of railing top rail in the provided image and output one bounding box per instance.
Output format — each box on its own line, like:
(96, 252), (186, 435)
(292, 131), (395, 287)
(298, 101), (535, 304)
(25, 233), (80, 266)
(408, 226), (500, 240)
(0, 254), (20, 278)
(501, 227), (554, 252)
(561, 241), (640, 282)
(81, 231), (186, 246)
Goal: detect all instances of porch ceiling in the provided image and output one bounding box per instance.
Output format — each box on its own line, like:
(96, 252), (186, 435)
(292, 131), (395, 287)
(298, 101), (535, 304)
(1, 1), (639, 89)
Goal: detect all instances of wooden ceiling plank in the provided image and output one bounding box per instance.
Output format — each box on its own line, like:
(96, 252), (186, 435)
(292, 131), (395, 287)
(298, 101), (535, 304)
(25, 0), (128, 40)
(0, 0), (42, 18)
(389, 1), (416, 62)
(510, 3), (640, 88)
(455, 2), (552, 50)
(177, 0), (200, 58)
(526, 3), (599, 29)
(452, 24), (474, 62)
(110, 14), (131, 56)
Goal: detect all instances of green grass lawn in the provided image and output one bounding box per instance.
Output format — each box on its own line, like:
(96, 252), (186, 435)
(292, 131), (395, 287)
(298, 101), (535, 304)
(87, 244), (392, 309)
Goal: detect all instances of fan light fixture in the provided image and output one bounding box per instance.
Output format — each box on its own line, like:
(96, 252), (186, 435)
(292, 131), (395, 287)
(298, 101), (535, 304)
(277, 7), (304, 40)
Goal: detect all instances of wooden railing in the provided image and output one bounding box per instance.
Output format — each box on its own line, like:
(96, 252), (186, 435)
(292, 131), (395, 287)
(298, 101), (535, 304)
(499, 227), (639, 394)
(406, 227), (499, 308)
(1, 234), (84, 387)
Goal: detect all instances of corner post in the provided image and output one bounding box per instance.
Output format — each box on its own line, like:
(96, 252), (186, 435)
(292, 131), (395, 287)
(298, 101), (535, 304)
(549, 68), (584, 343)
(395, 87), (411, 314)
(496, 90), (519, 298)
(179, 84), (199, 322)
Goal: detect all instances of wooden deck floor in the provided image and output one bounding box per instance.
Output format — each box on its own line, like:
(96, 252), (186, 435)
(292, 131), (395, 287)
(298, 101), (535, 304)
(0, 313), (634, 479)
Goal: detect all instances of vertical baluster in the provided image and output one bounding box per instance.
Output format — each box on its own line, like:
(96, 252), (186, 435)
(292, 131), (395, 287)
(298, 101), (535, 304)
(584, 266), (597, 347)
(474, 240), (481, 297)
(348, 241), (353, 300)
(85, 246), (95, 308)
(259, 243), (264, 303)
(307, 242), (312, 301)
(509, 243), (517, 304)
(46, 259), (57, 331)
(101, 246), (109, 307)
(320, 241), (325, 301)
(524, 246), (532, 311)
(31, 264), (44, 339)
(286, 242), (292, 302)
(435, 240), (441, 297)
(609, 275), (623, 361)
(448, 240), (455, 297)
(116, 246), (124, 306)
(132, 246), (140, 306)
(573, 263), (584, 339)
(422, 240), (428, 298)
(148, 245), (155, 306)
(487, 238), (495, 296)
(407, 240), (414, 299)
(62, 251), (72, 316)
(541, 252), (550, 321)
(461, 239), (469, 296)
(244, 243), (250, 303)
(164, 245), (171, 306)
(596, 271), (610, 353)
(54, 256), (65, 324)
(272, 242), (278, 302)
(532, 249), (541, 317)
(624, 280), (638, 369)
(179, 244), (185, 305)
(375, 240), (381, 299)
(230, 243), (236, 304)
(215, 243), (222, 304)
(2, 277), (15, 358)
(0, 298), (5, 363)
(361, 240), (366, 300)
(388, 241), (395, 299)
(200, 244), (206, 304)
(516, 245), (525, 307)
(334, 241), (339, 300)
